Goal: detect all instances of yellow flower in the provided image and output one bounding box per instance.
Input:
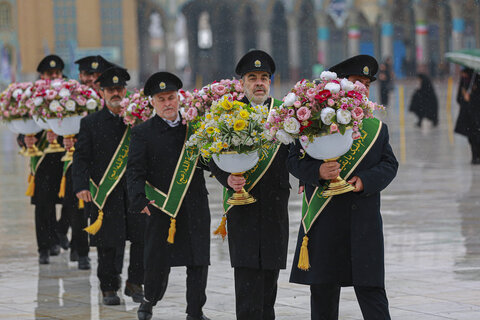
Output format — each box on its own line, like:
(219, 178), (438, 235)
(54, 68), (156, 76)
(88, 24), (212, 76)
(233, 101), (246, 109)
(214, 116), (219, 121)
(220, 99), (233, 110)
(239, 110), (249, 119)
(201, 123), (206, 130)
(233, 119), (247, 131)
(206, 114), (212, 120)
(216, 142), (223, 150)
(223, 142), (229, 149)
(206, 127), (215, 135)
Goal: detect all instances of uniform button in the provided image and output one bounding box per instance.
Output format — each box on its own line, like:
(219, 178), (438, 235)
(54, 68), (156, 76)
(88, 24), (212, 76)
(351, 204), (357, 210)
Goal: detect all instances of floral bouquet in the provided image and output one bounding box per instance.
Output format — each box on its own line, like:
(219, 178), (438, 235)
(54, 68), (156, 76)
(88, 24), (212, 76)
(0, 82), (35, 122)
(120, 89), (154, 126)
(265, 71), (383, 145)
(182, 78), (244, 122)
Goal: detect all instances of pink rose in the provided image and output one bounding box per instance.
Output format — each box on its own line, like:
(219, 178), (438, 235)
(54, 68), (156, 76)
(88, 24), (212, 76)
(186, 107), (198, 120)
(293, 100), (302, 108)
(46, 90), (57, 100)
(327, 99), (335, 106)
(300, 135), (308, 142)
(212, 84), (227, 96)
(306, 88), (317, 101)
(330, 123), (338, 133)
(287, 109), (295, 116)
(296, 107), (311, 121)
(75, 96), (87, 106)
(351, 107), (364, 120)
(352, 131), (362, 140)
(235, 84), (244, 92)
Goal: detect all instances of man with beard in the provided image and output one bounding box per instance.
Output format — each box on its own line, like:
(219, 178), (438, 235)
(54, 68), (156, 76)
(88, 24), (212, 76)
(72, 67), (145, 305)
(22, 54), (66, 264)
(288, 55), (398, 320)
(59, 55), (114, 269)
(128, 72), (211, 320)
(209, 50), (290, 320)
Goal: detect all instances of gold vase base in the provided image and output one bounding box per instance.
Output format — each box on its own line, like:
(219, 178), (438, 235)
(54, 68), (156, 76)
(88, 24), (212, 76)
(227, 189), (257, 206)
(322, 178), (355, 197)
(24, 146), (43, 157)
(44, 142), (65, 154)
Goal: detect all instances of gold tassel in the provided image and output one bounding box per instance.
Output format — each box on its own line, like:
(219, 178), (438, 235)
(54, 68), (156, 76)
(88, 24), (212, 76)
(84, 209), (103, 235)
(167, 218), (176, 244)
(78, 199), (85, 209)
(297, 235), (310, 271)
(58, 175), (66, 198)
(213, 216), (227, 240)
(25, 174), (35, 197)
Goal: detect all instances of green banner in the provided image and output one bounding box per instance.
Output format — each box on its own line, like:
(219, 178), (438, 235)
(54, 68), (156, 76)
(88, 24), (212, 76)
(145, 123), (199, 218)
(29, 132), (48, 175)
(89, 127), (131, 210)
(301, 118), (383, 234)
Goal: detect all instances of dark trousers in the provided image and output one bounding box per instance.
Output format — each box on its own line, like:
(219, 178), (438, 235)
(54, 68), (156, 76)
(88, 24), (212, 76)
(145, 265), (208, 318)
(56, 204), (70, 236)
(97, 245), (125, 292)
(468, 135), (480, 161)
(234, 267), (280, 320)
(69, 206), (89, 257)
(310, 284), (391, 320)
(127, 241), (144, 285)
(34, 204), (59, 253)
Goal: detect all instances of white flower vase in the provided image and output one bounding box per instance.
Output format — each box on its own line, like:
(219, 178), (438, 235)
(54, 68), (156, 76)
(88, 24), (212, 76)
(212, 151), (259, 205)
(300, 129), (355, 196)
(46, 115), (84, 161)
(10, 119), (44, 157)
(33, 115), (65, 154)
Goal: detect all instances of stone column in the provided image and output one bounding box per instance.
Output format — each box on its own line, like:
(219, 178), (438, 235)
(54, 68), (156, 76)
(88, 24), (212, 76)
(380, 8), (393, 59)
(258, 18), (272, 54)
(413, 3), (428, 73)
(316, 12), (329, 66)
(287, 15), (299, 81)
(164, 16), (177, 73)
(450, 0), (465, 52)
(347, 12), (360, 57)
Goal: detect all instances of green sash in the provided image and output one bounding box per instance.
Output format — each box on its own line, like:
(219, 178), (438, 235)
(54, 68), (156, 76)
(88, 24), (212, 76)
(29, 132), (48, 175)
(144, 123), (199, 218)
(222, 98), (283, 213)
(301, 118), (382, 234)
(89, 127), (131, 210)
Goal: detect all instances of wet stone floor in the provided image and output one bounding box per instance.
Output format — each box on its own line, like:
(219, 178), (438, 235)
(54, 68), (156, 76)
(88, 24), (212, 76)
(0, 83), (480, 319)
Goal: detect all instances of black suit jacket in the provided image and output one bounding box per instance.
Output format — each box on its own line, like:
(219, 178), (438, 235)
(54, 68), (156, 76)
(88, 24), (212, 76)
(209, 97), (291, 270)
(288, 123), (398, 287)
(127, 114), (210, 267)
(72, 107), (145, 247)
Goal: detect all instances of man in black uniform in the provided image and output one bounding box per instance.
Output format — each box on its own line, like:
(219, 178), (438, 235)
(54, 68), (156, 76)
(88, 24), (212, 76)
(288, 55), (398, 320)
(128, 72), (211, 320)
(72, 67), (145, 305)
(22, 54), (66, 264)
(61, 55), (114, 269)
(209, 50), (290, 320)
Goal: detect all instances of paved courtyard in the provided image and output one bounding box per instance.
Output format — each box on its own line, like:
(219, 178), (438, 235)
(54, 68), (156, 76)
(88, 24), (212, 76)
(0, 81), (479, 319)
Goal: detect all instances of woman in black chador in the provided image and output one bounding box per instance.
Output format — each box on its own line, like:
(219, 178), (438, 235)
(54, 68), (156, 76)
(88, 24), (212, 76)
(409, 73), (438, 127)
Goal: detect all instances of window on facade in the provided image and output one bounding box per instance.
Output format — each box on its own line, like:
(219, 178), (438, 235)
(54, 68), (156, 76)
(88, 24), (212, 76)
(0, 2), (12, 30)
(101, 0), (124, 63)
(53, 0), (77, 53)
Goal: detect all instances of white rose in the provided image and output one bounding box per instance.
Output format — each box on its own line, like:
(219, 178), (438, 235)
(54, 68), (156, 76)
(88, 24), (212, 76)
(340, 78), (354, 92)
(232, 135), (242, 146)
(320, 71), (337, 81)
(336, 109), (352, 125)
(59, 88), (71, 98)
(65, 100), (76, 111)
(325, 82), (341, 94)
(283, 92), (297, 107)
(283, 117), (301, 134)
(127, 103), (136, 113)
(320, 107), (336, 125)
(88, 89), (98, 99)
(34, 97), (43, 106)
(245, 137), (254, 146)
(51, 79), (62, 89)
(276, 129), (295, 145)
(86, 99), (97, 110)
(12, 89), (23, 100)
(24, 87), (32, 98)
(49, 100), (61, 112)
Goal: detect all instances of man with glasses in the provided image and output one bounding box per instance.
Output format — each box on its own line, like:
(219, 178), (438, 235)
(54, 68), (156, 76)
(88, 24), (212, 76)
(72, 67), (145, 305)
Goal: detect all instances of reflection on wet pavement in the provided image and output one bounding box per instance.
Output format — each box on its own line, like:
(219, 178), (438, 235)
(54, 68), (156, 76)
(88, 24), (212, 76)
(0, 82), (479, 319)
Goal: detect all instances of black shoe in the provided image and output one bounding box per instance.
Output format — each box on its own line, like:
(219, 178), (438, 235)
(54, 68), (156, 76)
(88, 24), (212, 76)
(472, 158), (480, 165)
(102, 291), (121, 305)
(78, 256), (91, 270)
(125, 281), (144, 303)
(70, 249), (79, 262)
(39, 251), (49, 264)
(58, 233), (70, 250)
(49, 244), (61, 256)
(186, 315), (211, 320)
(137, 300), (153, 320)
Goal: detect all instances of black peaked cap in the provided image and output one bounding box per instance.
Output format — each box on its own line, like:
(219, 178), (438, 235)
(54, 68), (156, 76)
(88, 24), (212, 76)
(329, 54), (379, 82)
(235, 50), (276, 77)
(37, 54), (65, 73)
(144, 72), (183, 96)
(75, 55), (114, 73)
(95, 67), (130, 87)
